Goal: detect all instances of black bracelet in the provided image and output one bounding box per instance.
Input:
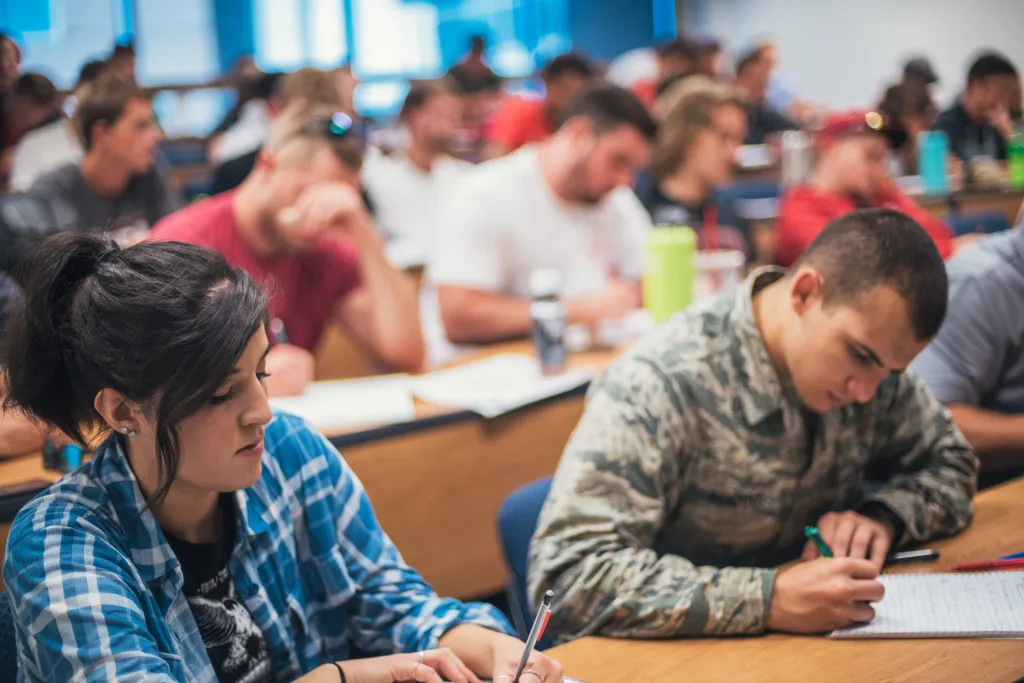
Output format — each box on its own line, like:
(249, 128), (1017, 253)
(331, 662), (346, 683)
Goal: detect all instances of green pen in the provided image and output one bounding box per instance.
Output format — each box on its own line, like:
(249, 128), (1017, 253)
(804, 525), (834, 558)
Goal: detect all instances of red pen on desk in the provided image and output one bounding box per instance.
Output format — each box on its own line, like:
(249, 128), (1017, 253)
(951, 558), (1024, 572)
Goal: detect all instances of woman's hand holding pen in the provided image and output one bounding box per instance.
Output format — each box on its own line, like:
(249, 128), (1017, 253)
(490, 633), (564, 683)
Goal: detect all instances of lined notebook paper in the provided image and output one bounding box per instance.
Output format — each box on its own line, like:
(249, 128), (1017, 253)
(831, 571), (1024, 639)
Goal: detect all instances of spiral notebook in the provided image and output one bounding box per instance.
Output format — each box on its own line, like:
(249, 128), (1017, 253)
(831, 571), (1024, 639)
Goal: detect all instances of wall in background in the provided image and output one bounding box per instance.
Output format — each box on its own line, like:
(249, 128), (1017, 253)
(681, 0), (1024, 109)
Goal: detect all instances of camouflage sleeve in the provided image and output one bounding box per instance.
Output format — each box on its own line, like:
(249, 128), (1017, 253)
(864, 371), (979, 547)
(527, 355), (775, 642)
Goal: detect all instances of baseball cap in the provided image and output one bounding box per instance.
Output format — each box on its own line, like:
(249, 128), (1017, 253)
(903, 57), (939, 85)
(815, 109), (889, 148)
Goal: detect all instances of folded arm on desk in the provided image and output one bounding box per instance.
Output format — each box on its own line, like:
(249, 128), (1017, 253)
(527, 359), (774, 641)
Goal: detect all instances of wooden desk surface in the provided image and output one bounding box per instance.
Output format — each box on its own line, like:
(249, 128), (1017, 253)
(548, 477), (1024, 683)
(0, 341), (622, 599)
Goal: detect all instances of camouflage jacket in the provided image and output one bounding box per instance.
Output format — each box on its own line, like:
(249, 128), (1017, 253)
(528, 269), (978, 642)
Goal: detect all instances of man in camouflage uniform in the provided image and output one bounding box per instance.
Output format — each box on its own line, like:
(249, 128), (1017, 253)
(528, 209), (978, 641)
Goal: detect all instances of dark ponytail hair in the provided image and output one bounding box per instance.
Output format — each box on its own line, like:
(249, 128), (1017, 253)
(0, 233), (268, 505)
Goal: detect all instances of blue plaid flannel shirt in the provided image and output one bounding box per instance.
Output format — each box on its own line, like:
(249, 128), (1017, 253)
(3, 411), (512, 682)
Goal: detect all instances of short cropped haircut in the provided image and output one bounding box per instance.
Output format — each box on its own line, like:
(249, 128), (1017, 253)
(13, 73), (58, 108)
(794, 209), (948, 341)
(556, 83), (657, 142)
(541, 53), (594, 82)
(74, 73), (149, 150)
(967, 52), (1018, 84)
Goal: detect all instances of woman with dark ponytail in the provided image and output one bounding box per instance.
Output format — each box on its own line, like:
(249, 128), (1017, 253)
(1, 234), (564, 683)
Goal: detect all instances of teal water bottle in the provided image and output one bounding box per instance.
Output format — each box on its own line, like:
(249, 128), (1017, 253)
(917, 131), (950, 195)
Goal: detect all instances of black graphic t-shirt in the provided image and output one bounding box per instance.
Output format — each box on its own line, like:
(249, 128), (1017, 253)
(165, 498), (273, 683)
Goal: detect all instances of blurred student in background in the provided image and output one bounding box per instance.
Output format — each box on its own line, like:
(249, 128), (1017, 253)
(152, 104), (424, 396)
(634, 81), (751, 259)
(0, 74), (176, 263)
(432, 85), (655, 344)
(486, 52), (594, 156)
(936, 52), (1019, 163)
(631, 38), (700, 108)
(362, 80), (469, 243)
(63, 59), (108, 117)
(0, 32), (22, 184)
(446, 34), (501, 97)
(208, 70), (281, 165)
(877, 79), (938, 176)
(107, 40), (136, 80)
(776, 110), (955, 267)
(9, 73), (83, 191)
(733, 50), (796, 145)
(911, 227), (1024, 490)
(210, 68), (344, 192)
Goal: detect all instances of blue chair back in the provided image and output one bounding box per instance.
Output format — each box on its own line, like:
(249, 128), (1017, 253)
(0, 592), (17, 683)
(949, 210), (1010, 237)
(497, 477), (553, 646)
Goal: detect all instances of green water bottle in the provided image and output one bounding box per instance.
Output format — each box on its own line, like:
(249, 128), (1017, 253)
(1009, 134), (1024, 189)
(643, 226), (696, 324)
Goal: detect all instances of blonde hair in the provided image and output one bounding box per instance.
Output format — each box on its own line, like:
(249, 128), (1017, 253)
(278, 67), (342, 109)
(651, 79), (746, 181)
(266, 101), (364, 171)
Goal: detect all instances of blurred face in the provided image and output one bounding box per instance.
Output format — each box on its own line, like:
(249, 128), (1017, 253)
(409, 92), (463, 152)
(260, 143), (358, 248)
(738, 64), (770, 102)
(973, 74), (1018, 114)
(780, 274), (927, 414)
(566, 122), (652, 204)
(93, 98), (160, 173)
(688, 103), (748, 188)
(167, 329), (274, 494)
(660, 54), (693, 81)
(0, 38), (19, 89)
(545, 73), (590, 118)
(824, 133), (890, 198)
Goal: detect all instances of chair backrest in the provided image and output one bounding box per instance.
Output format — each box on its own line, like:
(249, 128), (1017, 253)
(948, 210), (1010, 237)
(0, 592), (17, 683)
(497, 477), (552, 643)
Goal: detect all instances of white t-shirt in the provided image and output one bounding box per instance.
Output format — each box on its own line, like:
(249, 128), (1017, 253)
(362, 149), (471, 242)
(10, 118), (83, 193)
(210, 100), (272, 164)
(428, 146), (652, 298)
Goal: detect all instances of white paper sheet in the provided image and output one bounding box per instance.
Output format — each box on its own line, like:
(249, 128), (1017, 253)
(830, 571), (1024, 639)
(411, 354), (594, 418)
(270, 375), (415, 432)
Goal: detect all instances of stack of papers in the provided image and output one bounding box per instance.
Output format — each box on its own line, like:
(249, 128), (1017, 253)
(411, 354), (594, 418)
(270, 374), (415, 432)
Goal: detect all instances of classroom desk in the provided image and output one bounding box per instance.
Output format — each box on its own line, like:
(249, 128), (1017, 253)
(548, 476), (1024, 683)
(920, 185), (1024, 225)
(0, 341), (621, 599)
(324, 342), (619, 598)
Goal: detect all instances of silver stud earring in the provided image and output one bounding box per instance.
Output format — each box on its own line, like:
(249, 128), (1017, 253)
(121, 427), (136, 437)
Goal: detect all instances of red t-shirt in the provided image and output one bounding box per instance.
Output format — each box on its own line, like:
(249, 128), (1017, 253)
(631, 80), (658, 109)
(150, 192), (362, 351)
(776, 184), (954, 267)
(486, 96), (553, 152)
